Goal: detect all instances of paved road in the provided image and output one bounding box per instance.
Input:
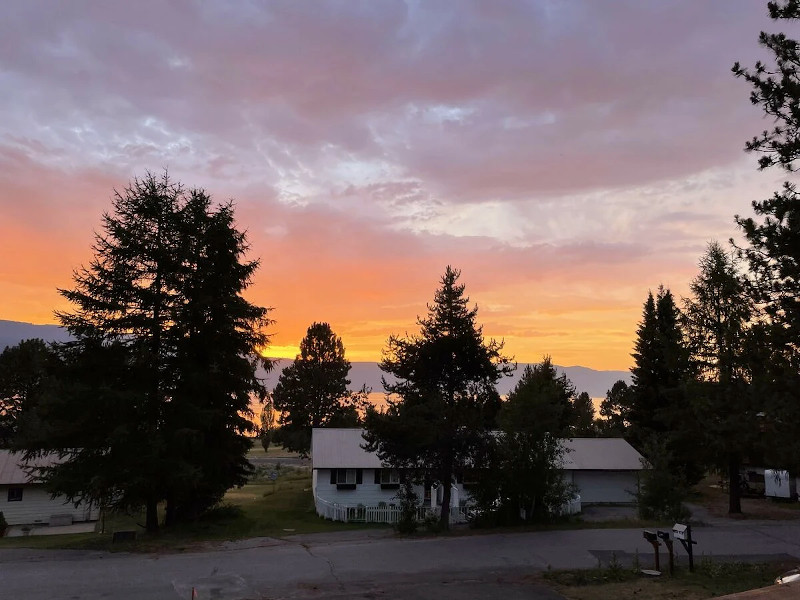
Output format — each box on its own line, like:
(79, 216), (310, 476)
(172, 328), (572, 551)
(2, 522), (800, 599)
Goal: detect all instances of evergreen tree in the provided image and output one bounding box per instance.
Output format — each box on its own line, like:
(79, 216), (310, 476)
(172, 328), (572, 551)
(629, 287), (702, 484)
(732, 0), (800, 171)
(0, 339), (59, 448)
(18, 172), (271, 531)
(684, 242), (757, 513)
(161, 191), (271, 524)
(629, 292), (659, 437)
(597, 380), (631, 437)
(501, 358), (576, 438)
(272, 322), (367, 457)
(363, 266), (512, 529)
(734, 0), (800, 471)
(572, 392), (597, 437)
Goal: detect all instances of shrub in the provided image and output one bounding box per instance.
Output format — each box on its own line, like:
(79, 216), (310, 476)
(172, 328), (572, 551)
(394, 480), (419, 534)
(637, 439), (691, 521)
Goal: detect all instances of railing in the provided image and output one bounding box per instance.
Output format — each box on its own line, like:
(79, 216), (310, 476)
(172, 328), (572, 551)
(315, 497), (471, 524)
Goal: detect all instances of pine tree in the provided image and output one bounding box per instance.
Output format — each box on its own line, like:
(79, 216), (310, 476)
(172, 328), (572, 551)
(273, 322), (367, 457)
(732, 0), (800, 172)
(629, 287), (701, 484)
(500, 358), (576, 438)
(363, 266), (512, 529)
(684, 242), (756, 514)
(161, 192), (271, 524)
(572, 392), (597, 437)
(734, 0), (800, 471)
(19, 172), (271, 531)
(629, 292), (658, 433)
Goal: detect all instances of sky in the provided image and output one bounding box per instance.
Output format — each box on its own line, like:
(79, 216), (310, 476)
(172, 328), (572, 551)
(0, 1), (791, 370)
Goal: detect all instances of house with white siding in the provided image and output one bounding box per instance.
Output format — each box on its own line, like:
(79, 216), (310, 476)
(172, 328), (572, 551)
(0, 451), (99, 527)
(311, 428), (643, 523)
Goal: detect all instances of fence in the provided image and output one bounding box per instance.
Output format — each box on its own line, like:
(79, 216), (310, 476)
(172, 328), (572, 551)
(559, 494), (582, 516)
(315, 497), (471, 524)
(315, 496), (576, 524)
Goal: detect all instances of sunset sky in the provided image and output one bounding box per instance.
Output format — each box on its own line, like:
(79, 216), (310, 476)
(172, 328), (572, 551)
(0, 1), (791, 370)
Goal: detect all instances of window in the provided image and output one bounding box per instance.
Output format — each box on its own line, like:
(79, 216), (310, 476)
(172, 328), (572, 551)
(330, 469), (361, 490)
(336, 469), (356, 485)
(379, 469), (400, 489)
(7, 487), (22, 502)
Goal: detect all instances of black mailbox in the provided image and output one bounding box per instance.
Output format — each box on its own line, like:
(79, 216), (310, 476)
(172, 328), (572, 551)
(643, 530), (658, 543)
(657, 530), (670, 541)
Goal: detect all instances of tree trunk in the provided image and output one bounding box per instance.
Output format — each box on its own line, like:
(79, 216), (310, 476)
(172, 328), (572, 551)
(532, 494), (546, 520)
(145, 497), (159, 532)
(164, 496), (176, 527)
(439, 479), (451, 530)
(729, 454), (742, 514)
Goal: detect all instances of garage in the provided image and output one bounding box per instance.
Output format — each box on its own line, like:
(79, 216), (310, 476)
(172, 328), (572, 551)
(561, 438), (644, 505)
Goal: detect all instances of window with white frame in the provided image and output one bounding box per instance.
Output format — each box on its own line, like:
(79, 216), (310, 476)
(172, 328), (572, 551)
(335, 469), (356, 485)
(380, 469), (400, 485)
(330, 468), (361, 489)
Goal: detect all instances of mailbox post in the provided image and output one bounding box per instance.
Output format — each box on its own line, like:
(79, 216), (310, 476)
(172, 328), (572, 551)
(657, 530), (674, 576)
(673, 523), (697, 572)
(642, 530), (661, 572)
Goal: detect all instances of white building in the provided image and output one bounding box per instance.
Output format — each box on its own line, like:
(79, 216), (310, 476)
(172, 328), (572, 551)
(310, 428), (643, 523)
(0, 451), (99, 527)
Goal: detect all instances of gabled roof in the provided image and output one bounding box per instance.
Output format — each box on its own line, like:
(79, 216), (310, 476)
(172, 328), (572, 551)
(0, 450), (59, 485)
(311, 429), (645, 472)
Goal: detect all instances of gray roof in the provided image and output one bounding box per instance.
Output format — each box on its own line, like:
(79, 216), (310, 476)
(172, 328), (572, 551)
(0, 450), (59, 485)
(311, 429), (644, 472)
(312, 428), (383, 469)
(560, 438), (644, 470)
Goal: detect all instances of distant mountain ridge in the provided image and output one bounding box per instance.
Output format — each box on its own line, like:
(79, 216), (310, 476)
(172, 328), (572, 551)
(0, 320), (631, 397)
(0, 320), (73, 351)
(262, 359), (630, 398)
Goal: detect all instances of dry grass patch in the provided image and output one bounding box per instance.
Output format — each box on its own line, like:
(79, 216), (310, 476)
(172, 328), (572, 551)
(693, 476), (800, 521)
(543, 559), (795, 600)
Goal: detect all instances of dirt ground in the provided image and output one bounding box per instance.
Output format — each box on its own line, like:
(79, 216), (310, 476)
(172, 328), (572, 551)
(693, 477), (800, 521)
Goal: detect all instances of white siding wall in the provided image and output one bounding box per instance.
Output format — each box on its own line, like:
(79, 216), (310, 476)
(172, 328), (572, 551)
(314, 469), (472, 507)
(315, 469), (409, 506)
(0, 485), (99, 526)
(571, 471), (639, 504)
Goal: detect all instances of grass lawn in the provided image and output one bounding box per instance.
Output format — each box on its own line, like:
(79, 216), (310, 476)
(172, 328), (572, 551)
(245, 444), (307, 460)
(542, 558), (796, 599)
(0, 462), (385, 552)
